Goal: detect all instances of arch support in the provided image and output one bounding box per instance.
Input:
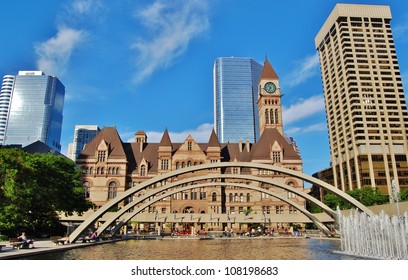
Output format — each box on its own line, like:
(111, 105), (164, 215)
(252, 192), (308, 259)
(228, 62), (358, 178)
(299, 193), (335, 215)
(68, 162), (372, 243)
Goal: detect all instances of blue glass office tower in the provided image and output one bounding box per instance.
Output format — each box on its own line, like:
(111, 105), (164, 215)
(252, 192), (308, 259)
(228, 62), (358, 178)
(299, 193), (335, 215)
(213, 57), (263, 143)
(2, 71), (65, 152)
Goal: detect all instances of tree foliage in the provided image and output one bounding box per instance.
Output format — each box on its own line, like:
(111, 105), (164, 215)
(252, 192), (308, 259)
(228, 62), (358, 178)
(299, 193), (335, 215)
(323, 186), (389, 210)
(399, 188), (408, 202)
(0, 148), (91, 237)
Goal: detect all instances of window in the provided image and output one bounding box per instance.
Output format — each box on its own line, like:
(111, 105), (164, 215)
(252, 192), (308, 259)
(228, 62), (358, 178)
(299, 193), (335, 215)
(97, 151), (106, 162)
(287, 182), (296, 198)
(83, 181), (90, 198)
(188, 141), (192, 151)
(265, 109), (269, 124)
(212, 192), (217, 202)
(161, 159), (169, 170)
(191, 192), (197, 200)
(246, 193), (250, 202)
(108, 181), (117, 199)
(275, 205), (284, 214)
(140, 165), (146, 176)
(229, 193), (233, 202)
(272, 151), (281, 163)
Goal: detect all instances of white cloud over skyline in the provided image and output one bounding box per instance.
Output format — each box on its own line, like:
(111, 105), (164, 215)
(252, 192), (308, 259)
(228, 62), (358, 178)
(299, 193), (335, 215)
(285, 122), (327, 136)
(282, 95), (325, 125)
(282, 53), (320, 88)
(131, 0), (210, 83)
(35, 27), (87, 77)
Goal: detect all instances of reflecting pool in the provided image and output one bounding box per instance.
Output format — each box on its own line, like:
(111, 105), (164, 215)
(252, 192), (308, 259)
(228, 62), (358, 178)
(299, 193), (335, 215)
(21, 237), (364, 260)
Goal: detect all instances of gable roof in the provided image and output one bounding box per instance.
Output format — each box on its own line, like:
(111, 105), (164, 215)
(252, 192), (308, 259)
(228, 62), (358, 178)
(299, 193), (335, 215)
(251, 128), (300, 160)
(77, 126), (126, 159)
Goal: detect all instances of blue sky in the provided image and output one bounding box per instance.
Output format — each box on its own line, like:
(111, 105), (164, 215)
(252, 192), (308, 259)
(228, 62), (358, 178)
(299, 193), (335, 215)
(1, 0), (408, 178)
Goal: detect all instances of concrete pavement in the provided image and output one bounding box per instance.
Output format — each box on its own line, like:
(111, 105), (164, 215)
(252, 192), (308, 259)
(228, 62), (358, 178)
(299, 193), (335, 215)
(0, 238), (120, 260)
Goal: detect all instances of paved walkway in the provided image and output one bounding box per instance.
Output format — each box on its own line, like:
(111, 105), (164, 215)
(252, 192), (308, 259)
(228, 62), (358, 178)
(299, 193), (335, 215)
(0, 238), (120, 260)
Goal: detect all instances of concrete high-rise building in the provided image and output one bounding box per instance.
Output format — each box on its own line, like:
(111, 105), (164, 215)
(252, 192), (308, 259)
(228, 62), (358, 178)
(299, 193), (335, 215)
(315, 4), (408, 196)
(68, 125), (100, 161)
(213, 57), (263, 143)
(1, 71), (65, 152)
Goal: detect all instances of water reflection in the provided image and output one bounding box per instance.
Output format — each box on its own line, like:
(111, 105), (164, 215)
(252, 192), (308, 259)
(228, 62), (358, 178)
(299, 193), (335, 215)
(24, 238), (358, 260)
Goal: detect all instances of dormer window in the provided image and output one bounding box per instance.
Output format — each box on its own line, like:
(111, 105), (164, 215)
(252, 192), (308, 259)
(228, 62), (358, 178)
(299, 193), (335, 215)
(98, 151), (106, 162)
(97, 140), (109, 162)
(272, 151), (281, 163)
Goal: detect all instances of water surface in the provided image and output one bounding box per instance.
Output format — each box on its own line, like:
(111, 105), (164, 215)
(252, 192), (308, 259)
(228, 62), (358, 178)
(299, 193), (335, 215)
(22, 237), (361, 260)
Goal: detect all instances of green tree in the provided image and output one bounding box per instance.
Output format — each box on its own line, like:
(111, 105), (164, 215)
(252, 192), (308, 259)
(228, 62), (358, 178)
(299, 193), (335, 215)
(0, 148), (91, 237)
(323, 186), (388, 211)
(346, 186), (388, 206)
(323, 193), (351, 210)
(399, 188), (408, 201)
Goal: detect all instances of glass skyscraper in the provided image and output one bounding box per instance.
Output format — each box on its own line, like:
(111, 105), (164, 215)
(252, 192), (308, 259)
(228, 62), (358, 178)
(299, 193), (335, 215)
(213, 57), (263, 143)
(1, 71), (65, 152)
(68, 125), (100, 161)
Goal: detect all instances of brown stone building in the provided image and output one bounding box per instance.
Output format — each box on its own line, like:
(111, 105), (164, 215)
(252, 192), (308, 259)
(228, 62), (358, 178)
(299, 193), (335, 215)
(76, 58), (304, 232)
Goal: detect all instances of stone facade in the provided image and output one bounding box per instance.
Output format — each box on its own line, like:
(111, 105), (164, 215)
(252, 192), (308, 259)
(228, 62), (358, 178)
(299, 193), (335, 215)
(76, 58), (304, 231)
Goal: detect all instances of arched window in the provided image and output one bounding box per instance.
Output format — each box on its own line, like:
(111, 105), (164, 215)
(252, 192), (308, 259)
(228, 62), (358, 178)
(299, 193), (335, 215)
(116, 168), (119, 175)
(108, 181), (117, 199)
(240, 193), (244, 202)
(270, 109), (274, 124)
(187, 161), (191, 167)
(89, 167), (93, 174)
(83, 181), (90, 198)
(140, 165), (146, 176)
(275, 109), (279, 124)
(212, 192), (217, 202)
(265, 109), (269, 124)
(246, 193), (250, 202)
(176, 162), (180, 169)
(229, 193), (233, 202)
(234, 193), (239, 202)
(287, 182), (296, 199)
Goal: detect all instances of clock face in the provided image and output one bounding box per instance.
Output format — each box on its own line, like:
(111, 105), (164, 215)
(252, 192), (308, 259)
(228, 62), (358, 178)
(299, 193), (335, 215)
(264, 82), (276, 93)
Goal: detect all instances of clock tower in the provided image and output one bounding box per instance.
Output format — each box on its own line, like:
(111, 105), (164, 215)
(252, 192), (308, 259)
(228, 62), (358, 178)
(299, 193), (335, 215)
(258, 57), (283, 135)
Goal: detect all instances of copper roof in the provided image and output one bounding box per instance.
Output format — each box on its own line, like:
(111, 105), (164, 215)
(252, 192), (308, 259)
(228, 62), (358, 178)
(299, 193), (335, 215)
(259, 57), (279, 82)
(251, 128), (301, 160)
(78, 126), (126, 159)
(159, 128), (172, 147)
(77, 126), (301, 173)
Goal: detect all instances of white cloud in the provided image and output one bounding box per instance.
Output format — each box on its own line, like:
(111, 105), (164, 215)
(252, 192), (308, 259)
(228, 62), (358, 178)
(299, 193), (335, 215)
(125, 123), (214, 143)
(35, 27), (87, 77)
(132, 0), (210, 83)
(283, 95), (325, 125)
(393, 20), (408, 41)
(285, 122), (327, 136)
(71, 0), (94, 14)
(282, 53), (320, 88)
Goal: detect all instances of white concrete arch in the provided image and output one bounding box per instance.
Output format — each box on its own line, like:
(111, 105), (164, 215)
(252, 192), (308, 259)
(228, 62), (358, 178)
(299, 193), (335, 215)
(103, 182), (332, 237)
(68, 162), (373, 243)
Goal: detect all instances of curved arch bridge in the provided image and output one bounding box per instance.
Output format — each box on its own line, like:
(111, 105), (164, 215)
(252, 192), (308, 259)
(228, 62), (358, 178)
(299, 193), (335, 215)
(67, 162), (374, 243)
